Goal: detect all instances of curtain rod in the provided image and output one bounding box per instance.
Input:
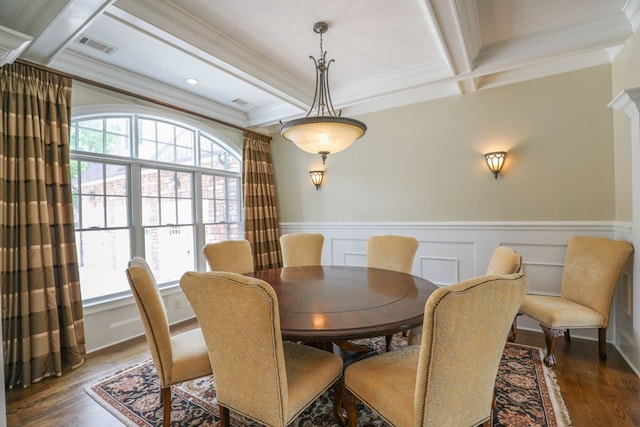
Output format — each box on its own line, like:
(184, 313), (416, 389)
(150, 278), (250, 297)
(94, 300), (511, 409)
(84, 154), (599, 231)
(15, 59), (270, 139)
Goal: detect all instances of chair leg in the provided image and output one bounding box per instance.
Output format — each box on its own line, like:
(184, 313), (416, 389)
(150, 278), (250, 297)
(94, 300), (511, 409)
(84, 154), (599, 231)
(219, 405), (230, 427)
(331, 377), (344, 425)
(508, 313), (522, 342)
(598, 328), (607, 361)
(344, 389), (359, 427)
(385, 334), (393, 351)
(564, 329), (571, 342)
(161, 386), (172, 427)
(541, 325), (564, 367)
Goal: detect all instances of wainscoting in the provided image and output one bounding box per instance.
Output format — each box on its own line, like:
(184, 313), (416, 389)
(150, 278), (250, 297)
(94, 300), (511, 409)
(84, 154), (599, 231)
(83, 221), (637, 374)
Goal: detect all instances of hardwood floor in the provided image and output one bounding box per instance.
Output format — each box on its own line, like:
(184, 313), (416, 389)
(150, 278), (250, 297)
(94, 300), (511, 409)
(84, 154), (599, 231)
(6, 321), (640, 426)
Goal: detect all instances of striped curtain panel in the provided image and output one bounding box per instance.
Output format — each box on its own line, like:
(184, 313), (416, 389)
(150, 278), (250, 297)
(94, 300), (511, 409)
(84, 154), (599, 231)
(242, 131), (282, 270)
(0, 62), (86, 388)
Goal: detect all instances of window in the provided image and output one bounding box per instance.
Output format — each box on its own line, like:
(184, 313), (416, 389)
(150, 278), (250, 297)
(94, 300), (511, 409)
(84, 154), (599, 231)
(70, 115), (242, 303)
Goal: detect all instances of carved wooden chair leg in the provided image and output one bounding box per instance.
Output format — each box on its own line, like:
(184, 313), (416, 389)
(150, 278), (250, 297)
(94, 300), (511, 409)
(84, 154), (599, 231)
(541, 325), (563, 367)
(161, 386), (171, 427)
(344, 389), (359, 427)
(564, 329), (571, 342)
(598, 328), (607, 361)
(219, 405), (230, 427)
(332, 377), (345, 426)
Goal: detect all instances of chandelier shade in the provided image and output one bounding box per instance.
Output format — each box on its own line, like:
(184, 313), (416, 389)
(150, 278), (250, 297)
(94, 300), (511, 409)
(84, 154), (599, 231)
(281, 116), (366, 160)
(280, 21), (367, 164)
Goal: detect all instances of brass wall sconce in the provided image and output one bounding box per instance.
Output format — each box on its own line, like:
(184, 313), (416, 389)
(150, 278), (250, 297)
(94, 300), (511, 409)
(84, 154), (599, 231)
(484, 151), (507, 179)
(310, 170), (324, 190)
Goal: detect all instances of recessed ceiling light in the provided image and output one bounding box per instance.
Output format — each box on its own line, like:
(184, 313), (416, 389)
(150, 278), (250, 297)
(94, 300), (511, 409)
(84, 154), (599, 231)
(185, 78), (199, 85)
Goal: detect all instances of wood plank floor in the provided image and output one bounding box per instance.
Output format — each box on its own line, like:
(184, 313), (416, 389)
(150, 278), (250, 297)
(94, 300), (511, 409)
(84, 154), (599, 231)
(6, 321), (640, 427)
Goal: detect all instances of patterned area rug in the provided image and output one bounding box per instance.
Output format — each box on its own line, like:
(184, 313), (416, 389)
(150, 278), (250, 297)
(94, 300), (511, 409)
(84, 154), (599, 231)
(86, 339), (571, 426)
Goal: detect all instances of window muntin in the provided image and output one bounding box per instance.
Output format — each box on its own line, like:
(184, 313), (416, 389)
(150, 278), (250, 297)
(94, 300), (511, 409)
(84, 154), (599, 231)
(71, 114), (241, 304)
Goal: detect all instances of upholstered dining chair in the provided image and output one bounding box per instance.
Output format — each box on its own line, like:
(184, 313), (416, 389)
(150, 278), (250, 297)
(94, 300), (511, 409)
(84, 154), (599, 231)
(408, 245), (523, 346)
(202, 239), (254, 274)
(486, 246), (522, 275)
(126, 257), (212, 427)
(367, 235), (419, 351)
(279, 233), (324, 267)
(180, 271), (344, 427)
(344, 273), (529, 427)
(518, 236), (633, 367)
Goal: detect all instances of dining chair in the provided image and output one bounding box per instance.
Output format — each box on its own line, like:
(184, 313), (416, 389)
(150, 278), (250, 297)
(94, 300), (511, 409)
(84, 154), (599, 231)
(279, 233), (324, 267)
(367, 235), (419, 351)
(344, 273), (529, 427)
(408, 245), (523, 345)
(126, 257), (212, 427)
(486, 246), (522, 275)
(202, 239), (254, 274)
(518, 236), (633, 367)
(180, 271), (344, 427)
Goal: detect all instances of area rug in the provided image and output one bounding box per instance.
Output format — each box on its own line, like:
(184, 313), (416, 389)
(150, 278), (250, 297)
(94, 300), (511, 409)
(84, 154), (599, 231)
(86, 339), (571, 426)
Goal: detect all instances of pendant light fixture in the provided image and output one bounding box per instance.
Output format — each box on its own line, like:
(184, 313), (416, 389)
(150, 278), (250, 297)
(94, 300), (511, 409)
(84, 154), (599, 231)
(280, 22), (367, 164)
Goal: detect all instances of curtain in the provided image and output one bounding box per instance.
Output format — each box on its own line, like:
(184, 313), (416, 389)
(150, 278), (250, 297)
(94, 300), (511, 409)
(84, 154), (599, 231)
(242, 131), (282, 270)
(0, 62), (86, 388)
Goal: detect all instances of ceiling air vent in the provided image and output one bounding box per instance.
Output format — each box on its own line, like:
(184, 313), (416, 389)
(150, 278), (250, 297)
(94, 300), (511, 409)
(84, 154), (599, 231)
(75, 34), (117, 55)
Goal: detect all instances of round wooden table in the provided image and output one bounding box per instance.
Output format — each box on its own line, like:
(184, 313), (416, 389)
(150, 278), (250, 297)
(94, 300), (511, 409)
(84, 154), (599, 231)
(247, 265), (439, 342)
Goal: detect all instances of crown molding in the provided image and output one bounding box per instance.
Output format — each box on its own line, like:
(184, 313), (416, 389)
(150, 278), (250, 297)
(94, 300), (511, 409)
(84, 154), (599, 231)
(0, 25), (32, 66)
(52, 50), (248, 126)
(624, 0), (640, 31)
(474, 11), (631, 71)
(609, 87), (640, 116)
(112, 0), (310, 108)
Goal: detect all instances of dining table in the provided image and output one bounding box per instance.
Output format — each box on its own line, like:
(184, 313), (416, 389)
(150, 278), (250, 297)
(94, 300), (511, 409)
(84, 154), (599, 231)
(245, 265), (439, 351)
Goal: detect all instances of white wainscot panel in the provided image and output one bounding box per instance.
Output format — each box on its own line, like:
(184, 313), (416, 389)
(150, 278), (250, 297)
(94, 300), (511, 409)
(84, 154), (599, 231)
(329, 237), (367, 266)
(416, 241), (476, 284)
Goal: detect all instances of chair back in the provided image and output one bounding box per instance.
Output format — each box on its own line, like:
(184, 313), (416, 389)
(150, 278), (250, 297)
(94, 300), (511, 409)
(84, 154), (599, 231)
(126, 257), (172, 386)
(561, 236), (633, 322)
(279, 233), (324, 267)
(180, 271), (289, 426)
(486, 246), (522, 275)
(203, 239), (254, 274)
(415, 273), (529, 426)
(367, 235), (418, 274)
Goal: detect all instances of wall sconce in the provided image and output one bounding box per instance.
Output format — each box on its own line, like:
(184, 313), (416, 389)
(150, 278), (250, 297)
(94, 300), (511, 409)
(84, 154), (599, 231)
(309, 170), (324, 190)
(484, 151), (507, 179)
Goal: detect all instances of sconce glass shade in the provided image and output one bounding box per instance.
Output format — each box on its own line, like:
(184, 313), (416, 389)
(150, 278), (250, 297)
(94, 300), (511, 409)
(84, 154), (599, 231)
(484, 151), (507, 179)
(309, 170), (324, 190)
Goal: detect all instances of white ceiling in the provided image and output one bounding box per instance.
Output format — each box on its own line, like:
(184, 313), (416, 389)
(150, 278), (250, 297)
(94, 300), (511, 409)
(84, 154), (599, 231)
(0, 0), (637, 133)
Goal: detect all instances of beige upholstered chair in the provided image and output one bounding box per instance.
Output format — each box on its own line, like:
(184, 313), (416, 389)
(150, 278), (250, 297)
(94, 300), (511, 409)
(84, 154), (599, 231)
(367, 235), (419, 275)
(180, 271), (344, 427)
(518, 236), (633, 367)
(344, 273), (529, 427)
(367, 235), (419, 350)
(408, 245), (523, 346)
(202, 239), (254, 274)
(486, 246), (522, 275)
(126, 257), (212, 427)
(279, 233), (324, 267)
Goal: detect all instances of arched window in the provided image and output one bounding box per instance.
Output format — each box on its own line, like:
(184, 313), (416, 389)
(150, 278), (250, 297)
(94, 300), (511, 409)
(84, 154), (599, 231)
(70, 114), (242, 302)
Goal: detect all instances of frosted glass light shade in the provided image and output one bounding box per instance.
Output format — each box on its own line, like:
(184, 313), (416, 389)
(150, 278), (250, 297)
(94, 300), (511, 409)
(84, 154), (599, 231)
(484, 151), (507, 179)
(281, 116), (366, 161)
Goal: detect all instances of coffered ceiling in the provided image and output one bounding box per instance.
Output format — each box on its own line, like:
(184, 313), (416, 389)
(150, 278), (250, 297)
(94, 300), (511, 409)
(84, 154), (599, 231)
(0, 0), (637, 132)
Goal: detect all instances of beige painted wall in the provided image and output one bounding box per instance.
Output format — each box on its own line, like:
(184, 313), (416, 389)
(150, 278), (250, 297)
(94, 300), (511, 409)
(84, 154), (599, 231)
(611, 29), (640, 222)
(271, 65), (615, 222)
